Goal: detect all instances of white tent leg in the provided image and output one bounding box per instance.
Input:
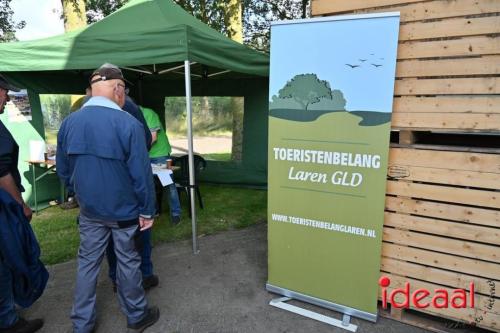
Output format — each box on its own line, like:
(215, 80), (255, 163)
(184, 60), (198, 254)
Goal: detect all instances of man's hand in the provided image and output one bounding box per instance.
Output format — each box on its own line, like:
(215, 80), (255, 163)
(23, 203), (33, 222)
(139, 216), (154, 231)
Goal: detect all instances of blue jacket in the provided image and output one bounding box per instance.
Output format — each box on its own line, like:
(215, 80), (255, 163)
(123, 97), (152, 151)
(0, 189), (49, 308)
(56, 97), (156, 221)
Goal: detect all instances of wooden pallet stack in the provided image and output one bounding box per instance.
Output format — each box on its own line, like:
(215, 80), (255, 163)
(311, 0), (499, 331)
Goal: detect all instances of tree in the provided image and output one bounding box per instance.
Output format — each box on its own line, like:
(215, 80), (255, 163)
(0, 0), (26, 42)
(277, 74), (332, 110)
(85, 0), (128, 23)
(61, 0), (86, 31)
(243, 0), (310, 52)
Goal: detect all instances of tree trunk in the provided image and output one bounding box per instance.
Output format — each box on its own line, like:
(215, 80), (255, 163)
(302, 0), (308, 18)
(227, 0), (244, 162)
(61, 0), (86, 32)
(61, 0), (87, 107)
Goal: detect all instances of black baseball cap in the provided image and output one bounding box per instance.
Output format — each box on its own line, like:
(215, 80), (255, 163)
(89, 63), (130, 85)
(0, 75), (20, 92)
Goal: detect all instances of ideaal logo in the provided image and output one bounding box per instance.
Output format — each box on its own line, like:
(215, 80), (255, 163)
(379, 276), (475, 309)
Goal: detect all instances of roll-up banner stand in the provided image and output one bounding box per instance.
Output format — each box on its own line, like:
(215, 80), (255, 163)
(266, 12), (400, 329)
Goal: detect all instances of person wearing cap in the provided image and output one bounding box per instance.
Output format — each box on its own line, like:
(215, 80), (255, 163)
(56, 64), (159, 333)
(0, 76), (44, 333)
(61, 91), (153, 212)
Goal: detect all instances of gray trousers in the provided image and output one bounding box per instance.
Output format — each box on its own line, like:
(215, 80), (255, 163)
(71, 214), (148, 333)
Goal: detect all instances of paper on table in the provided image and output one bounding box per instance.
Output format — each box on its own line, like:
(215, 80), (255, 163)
(151, 164), (173, 186)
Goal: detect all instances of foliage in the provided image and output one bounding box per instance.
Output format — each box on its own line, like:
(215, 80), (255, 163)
(172, 0), (240, 39)
(243, 0), (309, 51)
(84, 0), (129, 23)
(164, 96), (239, 136)
(40, 94), (72, 131)
(0, 0), (26, 42)
(31, 185), (267, 265)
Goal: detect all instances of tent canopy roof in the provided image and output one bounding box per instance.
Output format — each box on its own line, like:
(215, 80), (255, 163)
(0, 0), (269, 78)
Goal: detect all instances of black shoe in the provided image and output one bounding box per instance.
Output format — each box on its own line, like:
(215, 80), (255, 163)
(142, 275), (159, 290)
(171, 215), (181, 225)
(127, 306), (159, 332)
(60, 197), (79, 210)
(0, 318), (44, 333)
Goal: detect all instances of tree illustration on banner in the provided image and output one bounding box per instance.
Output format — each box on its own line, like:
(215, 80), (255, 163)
(270, 74), (346, 111)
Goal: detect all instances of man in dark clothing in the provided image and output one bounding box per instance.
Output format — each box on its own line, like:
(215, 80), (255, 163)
(106, 97), (160, 292)
(57, 64), (159, 333)
(61, 94), (152, 210)
(0, 76), (44, 333)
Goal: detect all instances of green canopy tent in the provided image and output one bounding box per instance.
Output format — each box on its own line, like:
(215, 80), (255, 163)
(0, 0), (269, 253)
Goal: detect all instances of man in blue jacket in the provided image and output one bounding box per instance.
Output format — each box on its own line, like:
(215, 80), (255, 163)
(0, 76), (44, 333)
(57, 64), (159, 333)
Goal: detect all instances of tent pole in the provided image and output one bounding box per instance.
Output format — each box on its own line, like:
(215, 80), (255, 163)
(184, 60), (198, 254)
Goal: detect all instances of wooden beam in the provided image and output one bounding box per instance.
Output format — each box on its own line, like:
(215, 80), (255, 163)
(389, 148), (500, 173)
(381, 257), (498, 296)
(387, 180), (499, 209)
(398, 36), (500, 59)
(387, 163), (500, 189)
(391, 113), (500, 131)
(384, 227), (500, 263)
(400, 16), (500, 41)
(370, 0), (499, 23)
(384, 212), (500, 245)
(395, 77), (500, 95)
(382, 242), (500, 280)
(381, 273), (500, 315)
(385, 196), (500, 228)
(392, 96), (500, 114)
(396, 55), (500, 78)
(311, 0), (424, 14)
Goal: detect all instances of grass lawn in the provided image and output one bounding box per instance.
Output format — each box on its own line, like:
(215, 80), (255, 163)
(203, 152), (231, 161)
(31, 184), (267, 265)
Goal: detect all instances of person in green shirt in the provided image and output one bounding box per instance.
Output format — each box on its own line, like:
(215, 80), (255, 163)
(140, 106), (181, 224)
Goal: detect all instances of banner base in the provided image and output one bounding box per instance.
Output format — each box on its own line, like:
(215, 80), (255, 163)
(266, 283), (377, 323)
(270, 296), (358, 332)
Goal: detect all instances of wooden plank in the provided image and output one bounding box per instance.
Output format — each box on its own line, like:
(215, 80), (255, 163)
(398, 36), (500, 59)
(311, 0), (424, 14)
(386, 180), (499, 209)
(370, 0), (500, 23)
(389, 148), (500, 174)
(384, 212), (500, 245)
(385, 196), (500, 228)
(395, 77), (500, 95)
(378, 304), (494, 333)
(387, 164), (500, 189)
(393, 96), (500, 114)
(398, 130), (416, 144)
(380, 276), (500, 330)
(396, 56), (500, 77)
(392, 144), (500, 154)
(400, 16), (500, 41)
(381, 273), (500, 315)
(380, 301), (499, 332)
(391, 112), (500, 131)
(383, 227), (500, 263)
(381, 257), (498, 296)
(312, 0), (500, 23)
(382, 242), (500, 281)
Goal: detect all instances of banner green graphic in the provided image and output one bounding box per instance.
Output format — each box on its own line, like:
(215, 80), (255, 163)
(267, 13), (400, 319)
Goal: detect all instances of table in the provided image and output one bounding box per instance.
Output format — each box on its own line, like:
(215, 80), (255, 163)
(27, 159), (65, 213)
